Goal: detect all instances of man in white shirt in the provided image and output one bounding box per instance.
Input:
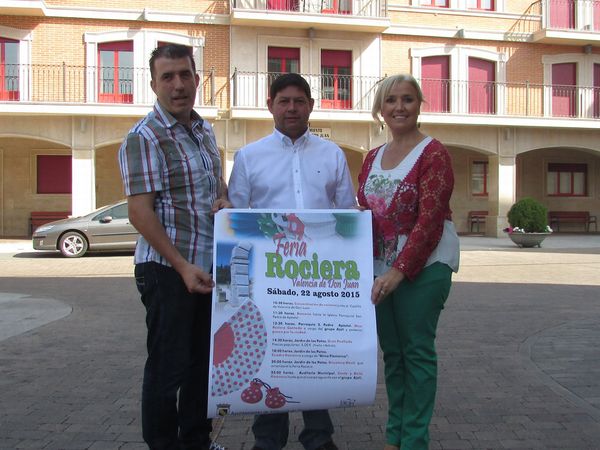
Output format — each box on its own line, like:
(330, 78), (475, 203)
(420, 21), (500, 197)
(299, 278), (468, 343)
(228, 73), (355, 450)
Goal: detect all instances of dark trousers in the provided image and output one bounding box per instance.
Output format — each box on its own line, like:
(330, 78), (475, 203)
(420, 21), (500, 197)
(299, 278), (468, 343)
(135, 262), (213, 450)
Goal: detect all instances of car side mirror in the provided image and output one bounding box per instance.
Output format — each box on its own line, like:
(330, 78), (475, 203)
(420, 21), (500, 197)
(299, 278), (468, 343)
(99, 216), (113, 223)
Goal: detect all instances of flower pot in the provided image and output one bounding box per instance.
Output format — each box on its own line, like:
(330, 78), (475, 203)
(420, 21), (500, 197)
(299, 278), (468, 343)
(508, 232), (550, 248)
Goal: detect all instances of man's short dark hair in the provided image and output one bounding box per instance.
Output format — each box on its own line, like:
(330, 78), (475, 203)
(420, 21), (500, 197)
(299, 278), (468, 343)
(149, 44), (196, 79)
(269, 73), (312, 101)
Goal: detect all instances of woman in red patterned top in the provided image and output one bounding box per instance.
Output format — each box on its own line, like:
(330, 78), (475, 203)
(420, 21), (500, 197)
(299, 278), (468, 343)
(357, 74), (460, 450)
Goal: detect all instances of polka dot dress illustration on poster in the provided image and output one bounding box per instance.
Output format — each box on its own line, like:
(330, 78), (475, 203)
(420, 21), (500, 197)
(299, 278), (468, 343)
(211, 299), (268, 397)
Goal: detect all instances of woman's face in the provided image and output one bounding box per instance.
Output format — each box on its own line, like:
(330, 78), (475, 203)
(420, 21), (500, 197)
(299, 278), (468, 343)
(380, 80), (421, 136)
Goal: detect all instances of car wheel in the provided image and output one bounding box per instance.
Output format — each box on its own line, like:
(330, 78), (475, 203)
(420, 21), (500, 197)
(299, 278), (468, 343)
(59, 231), (88, 257)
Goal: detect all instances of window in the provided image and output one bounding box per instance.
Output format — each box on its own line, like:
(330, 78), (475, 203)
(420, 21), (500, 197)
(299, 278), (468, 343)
(98, 41), (133, 104)
(0, 37), (19, 101)
(421, 0), (449, 7)
(595, 1), (600, 31)
(268, 47), (300, 75)
(94, 203), (128, 221)
(547, 163), (587, 196)
(321, 50), (352, 110)
(37, 155), (72, 194)
(468, 0), (493, 10)
(267, 0), (299, 11)
(421, 55), (450, 113)
(471, 161), (488, 196)
(552, 62), (576, 117)
(549, 0), (575, 29)
(322, 0), (351, 14)
(267, 47), (300, 93)
(469, 58), (495, 114)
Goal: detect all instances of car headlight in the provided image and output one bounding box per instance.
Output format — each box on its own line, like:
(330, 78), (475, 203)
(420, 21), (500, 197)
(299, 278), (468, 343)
(34, 225), (55, 233)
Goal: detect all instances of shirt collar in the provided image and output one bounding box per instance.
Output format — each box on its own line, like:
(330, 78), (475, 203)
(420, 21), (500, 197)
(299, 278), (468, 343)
(154, 101), (204, 130)
(273, 127), (311, 146)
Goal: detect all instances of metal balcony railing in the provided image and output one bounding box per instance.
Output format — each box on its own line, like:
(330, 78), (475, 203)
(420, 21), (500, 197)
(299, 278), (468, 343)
(232, 72), (600, 120)
(231, 70), (381, 112)
(231, 0), (386, 18)
(0, 63), (216, 106)
(540, 0), (600, 31)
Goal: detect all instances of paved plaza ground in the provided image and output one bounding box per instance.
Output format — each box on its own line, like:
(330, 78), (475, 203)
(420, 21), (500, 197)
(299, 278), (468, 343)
(1, 234), (600, 449)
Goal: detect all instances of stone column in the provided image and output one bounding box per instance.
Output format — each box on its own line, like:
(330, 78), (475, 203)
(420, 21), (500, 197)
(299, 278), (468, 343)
(71, 117), (96, 216)
(485, 128), (516, 237)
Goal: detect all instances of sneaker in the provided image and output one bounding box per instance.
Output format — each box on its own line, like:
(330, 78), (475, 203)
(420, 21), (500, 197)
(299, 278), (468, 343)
(209, 442), (228, 450)
(314, 442), (338, 450)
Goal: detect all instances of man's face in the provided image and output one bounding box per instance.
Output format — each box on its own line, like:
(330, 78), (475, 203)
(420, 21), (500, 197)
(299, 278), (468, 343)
(151, 56), (199, 126)
(267, 85), (314, 140)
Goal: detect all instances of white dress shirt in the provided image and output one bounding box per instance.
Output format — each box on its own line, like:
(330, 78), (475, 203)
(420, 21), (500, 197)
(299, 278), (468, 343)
(229, 128), (356, 209)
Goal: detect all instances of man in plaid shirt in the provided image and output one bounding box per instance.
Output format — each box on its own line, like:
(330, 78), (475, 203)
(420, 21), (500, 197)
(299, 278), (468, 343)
(118, 44), (229, 450)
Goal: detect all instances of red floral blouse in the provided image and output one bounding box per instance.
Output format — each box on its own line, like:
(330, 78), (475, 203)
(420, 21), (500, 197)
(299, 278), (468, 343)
(357, 138), (454, 281)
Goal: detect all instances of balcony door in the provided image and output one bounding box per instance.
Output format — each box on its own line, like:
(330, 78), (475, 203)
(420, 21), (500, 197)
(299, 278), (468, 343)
(595, 0), (600, 31)
(552, 62), (576, 117)
(267, 0), (299, 11)
(267, 46), (300, 93)
(98, 41), (133, 104)
(549, 0), (575, 29)
(322, 0), (351, 14)
(421, 55), (450, 113)
(0, 37), (19, 101)
(321, 50), (352, 110)
(468, 58), (495, 114)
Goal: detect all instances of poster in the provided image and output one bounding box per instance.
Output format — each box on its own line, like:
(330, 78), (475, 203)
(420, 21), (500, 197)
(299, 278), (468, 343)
(208, 209), (376, 418)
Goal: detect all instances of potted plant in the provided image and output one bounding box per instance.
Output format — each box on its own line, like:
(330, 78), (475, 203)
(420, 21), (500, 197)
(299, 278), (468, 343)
(504, 197), (552, 248)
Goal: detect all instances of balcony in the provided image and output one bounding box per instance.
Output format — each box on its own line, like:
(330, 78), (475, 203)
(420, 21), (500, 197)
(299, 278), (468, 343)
(534, 0), (600, 45)
(232, 72), (600, 126)
(231, 70), (380, 121)
(0, 63), (218, 118)
(230, 0), (389, 32)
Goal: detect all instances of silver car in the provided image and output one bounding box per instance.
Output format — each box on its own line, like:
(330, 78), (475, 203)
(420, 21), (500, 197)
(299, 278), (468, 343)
(32, 200), (139, 257)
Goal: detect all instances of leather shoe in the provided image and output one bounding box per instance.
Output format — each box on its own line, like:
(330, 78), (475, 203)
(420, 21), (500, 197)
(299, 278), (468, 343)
(314, 442), (339, 450)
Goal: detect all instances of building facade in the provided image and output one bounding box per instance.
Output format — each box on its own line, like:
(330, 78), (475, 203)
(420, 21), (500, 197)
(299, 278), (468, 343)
(1, 0), (599, 237)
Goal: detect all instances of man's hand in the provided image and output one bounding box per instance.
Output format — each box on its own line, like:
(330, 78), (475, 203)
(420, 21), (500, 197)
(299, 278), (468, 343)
(178, 261), (215, 294)
(212, 197), (232, 213)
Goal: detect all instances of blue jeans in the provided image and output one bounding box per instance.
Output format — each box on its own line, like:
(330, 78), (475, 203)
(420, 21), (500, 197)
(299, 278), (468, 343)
(252, 409), (334, 450)
(135, 262), (213, 450)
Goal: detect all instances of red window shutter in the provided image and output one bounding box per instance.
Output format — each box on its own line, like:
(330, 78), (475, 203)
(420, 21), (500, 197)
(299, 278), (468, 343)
(468, 58), (495, 114)
(421, 55), (450, 113)
(552, 63), (576, 117)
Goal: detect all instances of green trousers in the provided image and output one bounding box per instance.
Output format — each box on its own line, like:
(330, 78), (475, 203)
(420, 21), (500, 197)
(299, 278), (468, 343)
(376, 262), (452, 450)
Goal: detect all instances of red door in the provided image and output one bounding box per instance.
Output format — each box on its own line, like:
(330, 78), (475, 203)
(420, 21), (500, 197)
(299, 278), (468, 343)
(321, 50), (352, 110)
(0, 37), (19, 101)
(552, 63), (576, 117)
(421, 55), (450, 113)
(267, 0), (299, 11)
(98, 41), (134, 104)
(469, 58), (495, 114)
(549, 0), (575, 29)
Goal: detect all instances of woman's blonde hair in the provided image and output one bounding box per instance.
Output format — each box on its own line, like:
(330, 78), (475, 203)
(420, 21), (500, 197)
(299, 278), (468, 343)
(371, 74), (424, 127)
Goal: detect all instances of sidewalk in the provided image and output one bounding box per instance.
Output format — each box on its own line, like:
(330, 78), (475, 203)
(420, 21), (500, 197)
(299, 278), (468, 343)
(1, 235), (600, 449)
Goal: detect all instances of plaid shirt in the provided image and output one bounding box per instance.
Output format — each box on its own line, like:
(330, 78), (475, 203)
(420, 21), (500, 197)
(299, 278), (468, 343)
(118, 102), (221, 271)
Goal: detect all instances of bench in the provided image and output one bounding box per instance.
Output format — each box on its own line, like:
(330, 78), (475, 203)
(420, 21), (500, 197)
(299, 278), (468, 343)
(30, 211), (71, 235)
(548, 211), (597, 232)
(468, 210), (488, 233)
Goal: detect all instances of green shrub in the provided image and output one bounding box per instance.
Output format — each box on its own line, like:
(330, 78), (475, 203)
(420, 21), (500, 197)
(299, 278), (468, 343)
(507, 197), (548, 232)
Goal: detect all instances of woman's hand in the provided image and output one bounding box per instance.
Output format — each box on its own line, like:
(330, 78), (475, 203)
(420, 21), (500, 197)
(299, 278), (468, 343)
(371, 268), (405, 305)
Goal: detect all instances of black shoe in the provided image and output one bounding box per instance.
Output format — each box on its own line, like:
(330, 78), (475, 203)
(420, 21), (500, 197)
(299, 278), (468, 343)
(314, 442), (338, 450)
